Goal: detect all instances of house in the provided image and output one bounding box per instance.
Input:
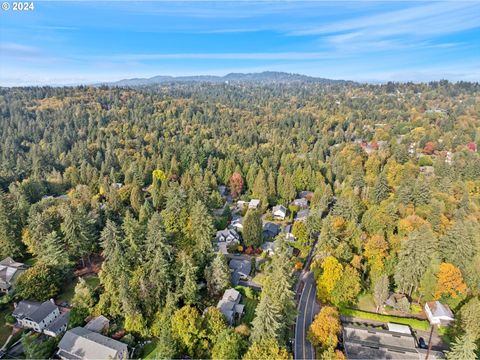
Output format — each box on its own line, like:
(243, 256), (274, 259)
(230, 215), (244, 232)
(298, 191), (314, 200)
(292, 198), (308, 209)
(237, 200), (248, 209)
(248, 199), (261, 209)
(216, 229), (240, 243)
(218, 185), (228, 197)
(85, 315), (110, 333)
(57, 326), (128, 360)
(295, 209), (310, 222)
(284, 224), (295, 241)
(261, 241), (276, 256)
(12, 299), (60, 334)
(111, 182), (123, 190)
(342, 323), (444, 359)
(272, 205), (287, 220)
(43, 312), (69, 337)
(263, 222), (281, 239)
(0, 257), (27, 294)
(214, 229), (240, 254)
(425, 301), (454, 326)
(217, 288), (244, 325)
(229, 259), (251, 286)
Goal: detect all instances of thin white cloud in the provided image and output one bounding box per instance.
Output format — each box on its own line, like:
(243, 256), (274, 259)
(290, 2), (480, 37)
(94, 52), (340, 61)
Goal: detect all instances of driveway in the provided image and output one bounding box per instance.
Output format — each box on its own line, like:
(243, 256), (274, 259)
(295, 271), (320, 360)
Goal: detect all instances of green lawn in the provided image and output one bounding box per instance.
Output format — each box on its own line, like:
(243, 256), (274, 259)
(240, 297), (258, 325)
(57, 274), (100, 304)
(142, 341), (158, 359)
(356, 293), (376, 312)
(340, 307), (430, 331)
(0, 306), (13, 346)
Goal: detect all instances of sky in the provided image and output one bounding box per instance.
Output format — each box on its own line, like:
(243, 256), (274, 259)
(1, 1), (479, 86)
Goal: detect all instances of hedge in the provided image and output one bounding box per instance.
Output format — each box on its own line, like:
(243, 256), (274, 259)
(339, 307), (430, 331)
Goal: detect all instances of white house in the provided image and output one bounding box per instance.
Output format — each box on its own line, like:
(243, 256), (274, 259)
(249, 199), (261, 209)
(230, 216), (244, 232)
(214, 229), (240, 254)
(12, 299), (60, 333)
(57, 327), (128, 360)
(272, 205), (287, 220)
(43, 312), (69, 337)
(425, 301), (454, 326)
(0, 257), (27, 294)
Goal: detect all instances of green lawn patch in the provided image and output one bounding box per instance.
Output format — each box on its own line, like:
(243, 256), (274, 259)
(57, 274), (99, 304)
(240, 297), (258, 325)
(356, 293), (376, 312)
(0, 306), (13, 346)
(339, 307), (430, 331)
(141, 340), (158, 359)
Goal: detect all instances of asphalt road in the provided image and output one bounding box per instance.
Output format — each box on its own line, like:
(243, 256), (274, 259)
(295, 271), (320, 360)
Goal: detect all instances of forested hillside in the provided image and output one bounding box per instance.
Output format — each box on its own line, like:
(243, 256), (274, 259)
(0, 81), (479, 359)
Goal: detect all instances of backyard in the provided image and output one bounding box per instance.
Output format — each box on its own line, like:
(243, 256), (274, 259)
(56, 274), (100, 305)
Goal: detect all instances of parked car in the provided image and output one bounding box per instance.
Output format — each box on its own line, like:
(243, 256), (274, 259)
(418, 337), (427, 349)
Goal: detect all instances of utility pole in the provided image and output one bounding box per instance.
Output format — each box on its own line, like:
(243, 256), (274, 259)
(425, 325), (434, 360)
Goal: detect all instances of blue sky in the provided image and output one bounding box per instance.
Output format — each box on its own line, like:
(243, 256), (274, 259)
(1, 1), (479, 85)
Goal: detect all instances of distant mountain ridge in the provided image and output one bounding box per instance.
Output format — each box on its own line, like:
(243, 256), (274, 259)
(107, 71), (350, 86)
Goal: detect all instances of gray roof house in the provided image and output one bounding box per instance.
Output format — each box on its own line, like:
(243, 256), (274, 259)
(214, 229), (240, 254)
(44, 312), (69, 337)
(57, 326), (128, 360)
(261, 241), (277, 256)
(0, 257), (27, 294)
(295, 209), (310, 222)
(272, 205), (287, 220)
(230, 215), (244, 231)
(217, 288), (245, 325)
(248, 199), (261, 209)
(343, 323), (444, 359)
(12, 299), (61, 334)
(284, 224), (295, 241)
(425, 301), (454, 326)
(84, 315), (110, 333)
(263, 222), (281, 239)
(292, 198), (309, 209)
(229, 259), (251, 286)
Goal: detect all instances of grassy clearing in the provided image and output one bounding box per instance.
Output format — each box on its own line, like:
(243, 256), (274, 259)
(56, 274), (99, 304)
(340, 307), (430, 331)
(356, 293), (376, 312)
(142, 341), (159, 359)
(241, 298), (258, 325)
(0, 306), (13, 346)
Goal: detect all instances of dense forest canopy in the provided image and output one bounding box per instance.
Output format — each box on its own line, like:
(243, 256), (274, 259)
(0, 80), (479, 359)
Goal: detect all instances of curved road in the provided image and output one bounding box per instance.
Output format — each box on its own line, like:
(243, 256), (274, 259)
(294, 271), (320, 360)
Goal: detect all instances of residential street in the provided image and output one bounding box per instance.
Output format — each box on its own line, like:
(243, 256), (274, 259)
(294, 271), (320, 360)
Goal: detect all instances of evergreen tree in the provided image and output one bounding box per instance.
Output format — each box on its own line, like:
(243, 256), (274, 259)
(373, 275), (389, 312)
(60, 205), (95, 266)
(394, 225), (437, 295)
(371, 173), (391, 204)
(243, 209), (263, 248)
(446, 334), (477, 360)
(189, 200), (215, 267)
(205, 252), (231, 297)
(252, 169), (269, 210)
(37, 231), (70, 267)
(250, 295), (282, 343)
(0, 190), (22, 258)
(177, 251), (198, 305)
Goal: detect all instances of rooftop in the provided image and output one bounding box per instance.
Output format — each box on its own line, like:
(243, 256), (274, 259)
(57, 327), (127, 360)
